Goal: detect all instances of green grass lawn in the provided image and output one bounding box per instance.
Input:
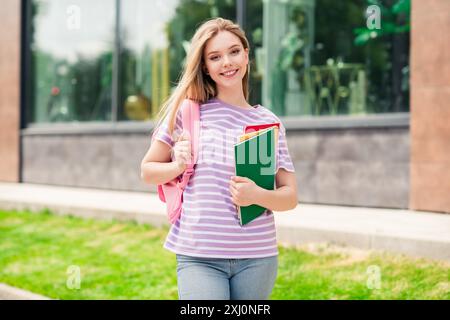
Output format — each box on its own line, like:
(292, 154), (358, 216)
(0, 209), (449, 300)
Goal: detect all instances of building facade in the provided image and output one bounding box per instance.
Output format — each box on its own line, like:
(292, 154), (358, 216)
(0, 0), (449, 213)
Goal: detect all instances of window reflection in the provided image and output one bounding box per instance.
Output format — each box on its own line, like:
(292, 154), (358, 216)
(244, 0), (263, 107)
(257, 0), (410, 116)
(119, 0), (235, 121)
(27, 0), (410, 124)
(30, 0), (115, 123)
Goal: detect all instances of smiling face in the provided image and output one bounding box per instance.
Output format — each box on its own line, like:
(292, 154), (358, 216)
(203, 31), (249, 92)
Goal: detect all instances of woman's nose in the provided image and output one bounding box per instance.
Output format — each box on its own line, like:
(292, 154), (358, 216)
(223, 55), (232, 66)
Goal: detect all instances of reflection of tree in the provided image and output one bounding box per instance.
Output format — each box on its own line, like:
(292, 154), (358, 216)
(165, 0), (235, 97)
(354, 0), (410, 45)
(244, 0), (263, 105)
(120, 45), (148, 120)
(313, 0), (409, 114)
(353, 0), (410, 113)
(29, 0), (242, 123)
(277, 6), (309, 87)
(32, 49), (113, 122)
(33, 50), (74, 122)
(29, 0), (114, 123)
(70, 51), (113, 121)
(272, 4), (309, 115)
(117, 0), (237, 121)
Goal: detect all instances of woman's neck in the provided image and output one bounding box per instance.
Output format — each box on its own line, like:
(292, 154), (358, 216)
(216, 88), (251, 109)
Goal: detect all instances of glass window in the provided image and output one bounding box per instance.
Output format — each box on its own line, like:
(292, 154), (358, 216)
(243, 0), (264, 106)
(27, 0), (236, 124)
(254, 0), (410, 116)
(27, 0), (407, 124)
(119, 0), (236, 121)
(28, 0), (115, 123)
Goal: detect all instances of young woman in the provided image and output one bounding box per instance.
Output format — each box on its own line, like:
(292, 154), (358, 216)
(141, 17), (298, 300)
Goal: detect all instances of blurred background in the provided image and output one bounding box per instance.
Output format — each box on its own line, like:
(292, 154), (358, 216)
(0, 0), (449, 213)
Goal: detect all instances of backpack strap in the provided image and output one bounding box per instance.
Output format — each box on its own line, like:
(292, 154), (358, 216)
(151, 99), (200, 163)
(176, 99), (200, 190)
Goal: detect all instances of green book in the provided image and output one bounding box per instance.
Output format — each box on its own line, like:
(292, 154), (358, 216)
(234, 127), (277, 225)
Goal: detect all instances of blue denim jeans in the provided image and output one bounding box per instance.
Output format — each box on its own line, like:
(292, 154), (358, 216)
(176, 254), (278, 300)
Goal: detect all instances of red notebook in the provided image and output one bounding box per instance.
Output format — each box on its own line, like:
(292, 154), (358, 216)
(244, 122), (280, 133)
(241, 122), (280, 174)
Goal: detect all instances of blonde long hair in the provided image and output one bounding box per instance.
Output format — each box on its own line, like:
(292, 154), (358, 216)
(153, 17), (250, 136)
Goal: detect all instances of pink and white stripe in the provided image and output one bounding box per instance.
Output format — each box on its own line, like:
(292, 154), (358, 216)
(152, 98), (295, 259)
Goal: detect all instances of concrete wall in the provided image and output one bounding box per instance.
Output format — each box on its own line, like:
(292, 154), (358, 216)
(22, 132), (155, 193)
(410, 0), (450, 213)
(0, 0), (21, 182)
(287, 128), (409, 209)
(22, 126), (410, 209)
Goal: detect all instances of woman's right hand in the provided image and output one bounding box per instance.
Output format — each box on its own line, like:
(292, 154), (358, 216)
(172, 130), (192, 171)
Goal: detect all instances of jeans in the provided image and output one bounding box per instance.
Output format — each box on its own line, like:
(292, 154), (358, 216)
(176, 254), (278, 300)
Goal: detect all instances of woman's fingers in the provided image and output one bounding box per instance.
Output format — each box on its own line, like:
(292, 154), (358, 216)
(229, 181), (239, 196)
(176, 141), (190, 149)
(177, 130), (191, 142)
(178, 146), (190, 153)
(174, 141), (191, 153)
(173, 132), (192, 166)
(178, 152), (192, 164)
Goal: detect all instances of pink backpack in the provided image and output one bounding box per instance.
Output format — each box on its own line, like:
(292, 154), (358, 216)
(151, 99), (200, 224)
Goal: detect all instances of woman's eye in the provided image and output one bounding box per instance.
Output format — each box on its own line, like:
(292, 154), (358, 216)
(210, 56), (220, 61)
(231, 49), (240, 55)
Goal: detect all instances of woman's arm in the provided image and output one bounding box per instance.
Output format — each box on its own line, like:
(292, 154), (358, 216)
(140, 139), (185, 185)
(254, 168), (298, 211)
(230, 168), (298, 212)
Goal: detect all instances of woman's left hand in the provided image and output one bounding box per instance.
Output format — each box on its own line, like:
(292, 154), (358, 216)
(229, 176), (262, 207)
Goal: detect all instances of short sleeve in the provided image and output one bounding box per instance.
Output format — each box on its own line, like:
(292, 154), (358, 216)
(276, 122), (295, 173)
(151, 108), (183, 148)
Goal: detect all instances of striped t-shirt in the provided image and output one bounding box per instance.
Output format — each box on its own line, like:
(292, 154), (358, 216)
(152, 97), (295, 258)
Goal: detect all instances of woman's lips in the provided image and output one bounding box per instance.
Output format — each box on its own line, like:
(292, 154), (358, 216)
(220, 69), (239, 78)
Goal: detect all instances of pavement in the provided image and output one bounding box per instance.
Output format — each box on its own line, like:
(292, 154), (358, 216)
(0, 283), (50, 300)
(1, 181), (449, 260)
(0, 182), (449, 299)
